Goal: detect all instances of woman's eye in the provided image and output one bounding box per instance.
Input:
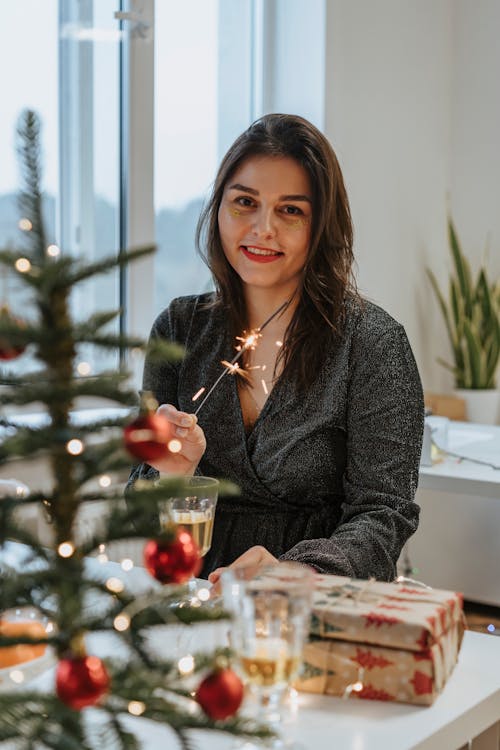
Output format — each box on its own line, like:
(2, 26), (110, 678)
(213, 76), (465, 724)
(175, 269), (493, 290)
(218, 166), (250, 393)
(282, 205), (303, 215)
(236, 196), (255, 207)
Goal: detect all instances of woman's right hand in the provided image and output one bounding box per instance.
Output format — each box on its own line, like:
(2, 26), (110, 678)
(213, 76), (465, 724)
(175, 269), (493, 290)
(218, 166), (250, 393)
(147, 403), (207, 476)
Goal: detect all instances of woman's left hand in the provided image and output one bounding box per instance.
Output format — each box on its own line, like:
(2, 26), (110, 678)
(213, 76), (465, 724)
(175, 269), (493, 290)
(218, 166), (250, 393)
(208, 545), (278, 590)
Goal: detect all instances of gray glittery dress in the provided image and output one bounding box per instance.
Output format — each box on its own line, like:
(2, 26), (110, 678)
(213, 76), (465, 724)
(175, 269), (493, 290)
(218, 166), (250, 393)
(127, 293), (424, 581)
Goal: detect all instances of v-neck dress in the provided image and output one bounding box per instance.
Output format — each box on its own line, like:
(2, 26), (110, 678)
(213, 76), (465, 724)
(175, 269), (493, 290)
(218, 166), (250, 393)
(127, 293), (424, 582)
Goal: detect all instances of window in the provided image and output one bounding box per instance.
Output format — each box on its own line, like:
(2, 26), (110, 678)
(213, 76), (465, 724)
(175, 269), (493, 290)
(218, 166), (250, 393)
(153, 0), (255, 315)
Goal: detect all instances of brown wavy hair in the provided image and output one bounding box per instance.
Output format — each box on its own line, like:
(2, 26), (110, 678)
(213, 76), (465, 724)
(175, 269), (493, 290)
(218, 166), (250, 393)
(196, 113), (359, 391)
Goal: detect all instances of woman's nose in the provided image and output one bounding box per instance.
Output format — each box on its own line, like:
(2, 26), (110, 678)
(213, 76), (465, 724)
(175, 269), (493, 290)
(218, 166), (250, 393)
(252, 207), (276, 238)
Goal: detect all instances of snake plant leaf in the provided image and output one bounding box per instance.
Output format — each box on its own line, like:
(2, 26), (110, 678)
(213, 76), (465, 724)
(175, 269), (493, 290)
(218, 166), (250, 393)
(463, 319), (482, 388)
(427, 218), (499, 389)
(449, 218), (474, 319)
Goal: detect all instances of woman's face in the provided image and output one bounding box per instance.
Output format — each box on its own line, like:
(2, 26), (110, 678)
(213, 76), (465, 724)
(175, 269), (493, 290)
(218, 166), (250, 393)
(217, 155), (312, 299)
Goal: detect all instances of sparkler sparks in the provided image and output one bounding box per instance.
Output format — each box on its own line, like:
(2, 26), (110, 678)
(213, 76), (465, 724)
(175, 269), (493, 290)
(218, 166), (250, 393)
(192, 299), (291, 416)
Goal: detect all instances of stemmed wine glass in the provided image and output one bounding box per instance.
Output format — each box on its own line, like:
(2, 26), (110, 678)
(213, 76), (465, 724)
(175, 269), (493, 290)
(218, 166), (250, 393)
(159, 475), (219, 596)
(221, 561), (315, 749)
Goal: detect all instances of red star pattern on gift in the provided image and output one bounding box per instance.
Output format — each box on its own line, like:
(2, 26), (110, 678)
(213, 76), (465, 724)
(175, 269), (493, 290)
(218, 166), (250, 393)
(378, 603), (410, 611)
(410, 670), (434, 695)
(351, 648), (394, 670)
(415, 627), (431, 650)
(364, 612), (400, 628)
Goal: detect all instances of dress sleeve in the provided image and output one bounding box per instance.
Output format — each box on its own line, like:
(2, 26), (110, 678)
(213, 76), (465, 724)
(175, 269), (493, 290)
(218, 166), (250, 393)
(126, 306), (181, 489)
(280, 323), (424, 581)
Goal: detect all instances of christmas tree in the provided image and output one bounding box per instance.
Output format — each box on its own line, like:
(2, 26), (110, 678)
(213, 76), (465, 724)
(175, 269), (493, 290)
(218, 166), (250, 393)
(0, 111), (268, 749)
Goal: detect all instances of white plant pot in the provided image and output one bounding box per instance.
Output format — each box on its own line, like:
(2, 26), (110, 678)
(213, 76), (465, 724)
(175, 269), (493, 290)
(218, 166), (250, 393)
(454, 388), (500, 425)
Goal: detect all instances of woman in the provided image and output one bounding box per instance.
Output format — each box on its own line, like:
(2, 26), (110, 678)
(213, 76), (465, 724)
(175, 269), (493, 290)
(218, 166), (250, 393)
(128, 113), (424, 584)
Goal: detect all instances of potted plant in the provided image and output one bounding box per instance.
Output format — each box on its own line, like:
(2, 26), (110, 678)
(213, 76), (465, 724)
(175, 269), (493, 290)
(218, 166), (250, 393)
(427, 218), (500, 424)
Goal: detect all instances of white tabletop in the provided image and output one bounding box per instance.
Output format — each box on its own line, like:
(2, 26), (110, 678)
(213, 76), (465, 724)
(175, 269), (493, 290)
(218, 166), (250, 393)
(3, 543), (500, 750)
(419, 421), (500, 497)
(88, 630), (500, 750)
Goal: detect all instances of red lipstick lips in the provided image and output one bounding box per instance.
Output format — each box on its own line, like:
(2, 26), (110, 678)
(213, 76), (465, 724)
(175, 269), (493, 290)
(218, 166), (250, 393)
(240, 245), (283, 264)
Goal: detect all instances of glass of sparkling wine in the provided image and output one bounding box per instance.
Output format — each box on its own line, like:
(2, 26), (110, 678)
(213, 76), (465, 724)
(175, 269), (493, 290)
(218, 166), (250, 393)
(221, 561), (315, 749)
(159, 476), (218, 591)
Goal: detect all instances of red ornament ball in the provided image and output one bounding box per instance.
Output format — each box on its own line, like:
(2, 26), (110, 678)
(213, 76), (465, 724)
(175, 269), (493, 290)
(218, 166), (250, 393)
(196, 667), (244, 720)
(56, 655), (110, 710)
(124, 411), (178, 462)
(0, 306), (26, 361)
(144, 529), (201, 584)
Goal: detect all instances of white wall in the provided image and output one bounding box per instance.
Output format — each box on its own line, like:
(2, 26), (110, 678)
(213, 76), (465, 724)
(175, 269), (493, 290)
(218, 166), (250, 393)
(322, 0), (500, 394)
(324, 0), (453, 391)
(449, 0), (500, 282)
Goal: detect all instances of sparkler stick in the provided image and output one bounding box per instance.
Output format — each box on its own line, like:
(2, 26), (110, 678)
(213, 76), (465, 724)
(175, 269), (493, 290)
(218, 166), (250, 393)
(192, 299), (291, 416)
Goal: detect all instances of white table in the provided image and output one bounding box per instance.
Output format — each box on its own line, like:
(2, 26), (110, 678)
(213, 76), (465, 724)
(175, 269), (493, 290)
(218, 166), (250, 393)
(409, 421), (500, 606)
(2, 546), (500, 750)
(100, 630), (499, 750)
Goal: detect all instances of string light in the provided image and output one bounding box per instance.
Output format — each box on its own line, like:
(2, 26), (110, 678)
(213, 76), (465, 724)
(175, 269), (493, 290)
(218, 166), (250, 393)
(97, 544), (108, 564)
(167, 439), (182, 453)
(113, 613), (130, 632)
(15, 257), (31, 273)
(57, 541), (75, 558)
(76, 361), (91, 376)
(106, 577), (125, 593)
(99, 475), (111, 488)
(128, 701), (146, 716)
(487, 624), (496, 633)
(197, 587), (210, 602)
(46, 244), (60, 257)
(46, 622), (54, 634)
(9, 670), (25, 684)
(192, 387), (206, 402)
(177, 654), (195, 676)
(66, 439), (84, 455)
(18, 218), (32, 231)
(121, 558), (134, 572)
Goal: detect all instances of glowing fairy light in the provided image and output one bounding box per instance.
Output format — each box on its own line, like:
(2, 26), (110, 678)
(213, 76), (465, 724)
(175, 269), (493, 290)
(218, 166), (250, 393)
(15, 257), (31, 273)
(128, 701), (146, 716)
(99, 474), (111, 488)
(167, 438), (182, 453)
(46, 622), (54, 634)
(177, 654), (195, 676)
(18, 218), (32, 231)
(97, 543), (108, 564)
(275, 340), (283, 347)
(121, 558), (134, 571)
(192, 299), (291, 416)
(77, 361), (91, 376)
(197, 587), (210, 602)
(58, 541), (75, 558)
(47, 244), (60, 257)
(106, 577), (125, 593)
(192, 387), (206, 402)
(66, 439), (84, 455)
(261, 379), (268, 395)
(113, 613), (130, 632)
(9, 670), (25, 684)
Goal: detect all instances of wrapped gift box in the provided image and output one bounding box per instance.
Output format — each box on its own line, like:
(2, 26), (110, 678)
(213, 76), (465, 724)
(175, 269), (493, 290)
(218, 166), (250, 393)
(295, 575), (465, 706)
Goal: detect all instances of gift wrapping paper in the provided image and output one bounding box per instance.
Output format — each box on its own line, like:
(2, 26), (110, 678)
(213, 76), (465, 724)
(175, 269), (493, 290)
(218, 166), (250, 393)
(295, 575), (465, 706)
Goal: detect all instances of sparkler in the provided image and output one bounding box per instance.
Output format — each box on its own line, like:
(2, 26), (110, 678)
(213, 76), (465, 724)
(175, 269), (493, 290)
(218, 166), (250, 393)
(192, 299), (290, 416)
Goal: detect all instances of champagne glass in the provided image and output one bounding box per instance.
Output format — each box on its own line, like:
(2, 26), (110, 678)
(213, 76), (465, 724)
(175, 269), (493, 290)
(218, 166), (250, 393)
(221, 562), (315, 749)
(159, 476), (218, 596)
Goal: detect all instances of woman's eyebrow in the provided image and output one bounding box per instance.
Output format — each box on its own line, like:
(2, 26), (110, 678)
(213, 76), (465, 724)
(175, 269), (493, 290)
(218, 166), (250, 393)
(228, 183), (311, 203)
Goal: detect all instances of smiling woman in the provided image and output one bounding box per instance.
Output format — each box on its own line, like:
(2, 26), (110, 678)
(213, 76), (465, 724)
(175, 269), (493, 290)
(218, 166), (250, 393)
(127, 113), (425, 586)
(217, 155), (312, 297)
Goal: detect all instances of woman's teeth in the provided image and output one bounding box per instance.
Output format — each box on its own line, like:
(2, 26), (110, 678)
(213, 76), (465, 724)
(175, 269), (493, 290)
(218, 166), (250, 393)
(245, 246), (280, 256)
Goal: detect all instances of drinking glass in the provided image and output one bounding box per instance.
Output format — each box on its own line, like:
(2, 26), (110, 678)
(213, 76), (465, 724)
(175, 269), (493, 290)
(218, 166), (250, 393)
(221, 562), (315, 749)
(159, 476), (219, 595)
